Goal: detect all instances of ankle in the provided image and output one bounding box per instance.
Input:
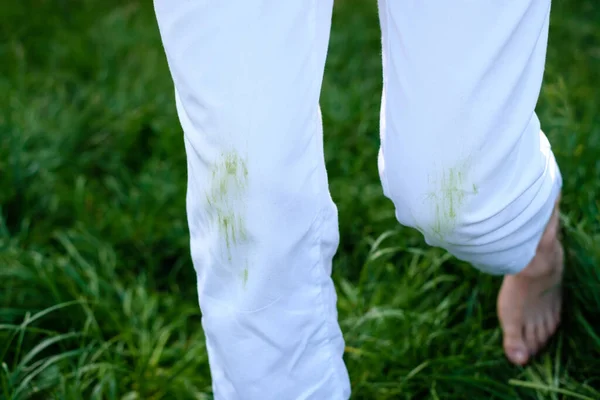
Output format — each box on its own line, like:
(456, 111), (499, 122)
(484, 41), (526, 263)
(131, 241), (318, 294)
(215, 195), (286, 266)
(517, 238), (562, 279)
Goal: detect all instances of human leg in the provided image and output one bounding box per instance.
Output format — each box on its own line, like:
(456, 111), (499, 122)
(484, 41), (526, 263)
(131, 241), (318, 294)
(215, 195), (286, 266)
(377, 0), (562, 364)
(154, 1), (350, 397)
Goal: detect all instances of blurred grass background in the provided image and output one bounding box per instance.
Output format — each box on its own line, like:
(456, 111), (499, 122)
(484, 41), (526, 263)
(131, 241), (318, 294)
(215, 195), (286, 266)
(1, 0), (600, 398)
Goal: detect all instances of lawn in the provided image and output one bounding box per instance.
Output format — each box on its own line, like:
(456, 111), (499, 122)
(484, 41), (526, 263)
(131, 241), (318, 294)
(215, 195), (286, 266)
(1, 0), (600, 399)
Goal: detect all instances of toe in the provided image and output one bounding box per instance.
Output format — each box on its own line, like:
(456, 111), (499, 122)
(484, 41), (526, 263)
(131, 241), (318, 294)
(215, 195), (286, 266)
(553, 298), (562, 323)
(504, 343), (529, 365)
(535, 318), (550, 352)
(545, 311), (558, 336)
(502, 325), (529, 365)
(525, 322), (538, 354)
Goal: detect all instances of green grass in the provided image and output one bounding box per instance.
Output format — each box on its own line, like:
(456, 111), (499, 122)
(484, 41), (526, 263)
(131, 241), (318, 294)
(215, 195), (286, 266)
(1, 0), (600, 398)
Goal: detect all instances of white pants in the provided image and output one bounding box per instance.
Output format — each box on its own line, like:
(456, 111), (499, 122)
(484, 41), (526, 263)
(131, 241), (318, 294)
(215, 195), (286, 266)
(154, 1), (562, 398)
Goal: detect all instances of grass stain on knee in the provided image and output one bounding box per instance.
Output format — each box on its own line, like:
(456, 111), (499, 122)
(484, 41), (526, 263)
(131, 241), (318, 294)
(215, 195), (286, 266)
(206, 150), (250, 277)
(242, 267), (249, 288)
(426, 159), (477, 241)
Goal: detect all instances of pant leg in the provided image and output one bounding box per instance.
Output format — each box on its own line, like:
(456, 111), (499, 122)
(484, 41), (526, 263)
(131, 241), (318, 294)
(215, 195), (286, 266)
(153, 1), (350, 399)
(378, 0), (562, 275)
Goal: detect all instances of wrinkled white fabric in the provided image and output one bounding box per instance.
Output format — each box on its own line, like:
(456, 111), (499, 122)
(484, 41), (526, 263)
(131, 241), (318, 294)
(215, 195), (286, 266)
(153, 0), (561, 398)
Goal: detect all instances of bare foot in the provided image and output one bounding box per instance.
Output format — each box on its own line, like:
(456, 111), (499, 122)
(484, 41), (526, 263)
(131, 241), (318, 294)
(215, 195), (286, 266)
(497, 198), (563, 365)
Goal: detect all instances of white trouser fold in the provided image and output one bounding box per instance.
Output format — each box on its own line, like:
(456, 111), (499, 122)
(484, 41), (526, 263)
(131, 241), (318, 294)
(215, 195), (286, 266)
(154, 0), (561, 398)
